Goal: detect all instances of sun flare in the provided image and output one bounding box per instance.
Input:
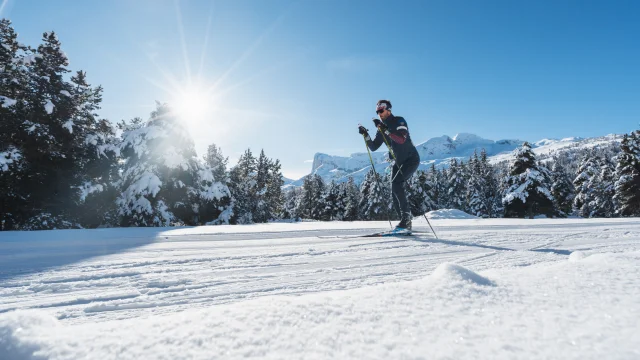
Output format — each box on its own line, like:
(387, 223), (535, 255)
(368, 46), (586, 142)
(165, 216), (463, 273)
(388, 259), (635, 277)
(172, 86), (212, 121)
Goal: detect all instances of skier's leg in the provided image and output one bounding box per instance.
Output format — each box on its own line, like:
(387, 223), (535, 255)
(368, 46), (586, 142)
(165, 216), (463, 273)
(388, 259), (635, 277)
(392, 158), (420, 229)
(391, 164), (403, 219)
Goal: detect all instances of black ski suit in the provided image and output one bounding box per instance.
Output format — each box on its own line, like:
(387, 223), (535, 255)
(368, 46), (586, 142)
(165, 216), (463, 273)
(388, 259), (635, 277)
(365, 114), (420, 220)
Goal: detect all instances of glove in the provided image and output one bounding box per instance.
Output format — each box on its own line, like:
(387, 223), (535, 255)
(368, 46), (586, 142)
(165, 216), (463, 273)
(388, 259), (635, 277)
(373, 118), (388, 133)
(358, 125), (370, 139)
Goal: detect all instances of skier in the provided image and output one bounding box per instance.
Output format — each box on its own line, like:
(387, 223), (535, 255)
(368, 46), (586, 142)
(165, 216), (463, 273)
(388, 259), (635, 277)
(358, 100), (420, 231)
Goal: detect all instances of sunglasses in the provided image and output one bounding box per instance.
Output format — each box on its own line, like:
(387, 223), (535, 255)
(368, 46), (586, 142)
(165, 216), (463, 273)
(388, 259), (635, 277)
(376, 106), (386, 114)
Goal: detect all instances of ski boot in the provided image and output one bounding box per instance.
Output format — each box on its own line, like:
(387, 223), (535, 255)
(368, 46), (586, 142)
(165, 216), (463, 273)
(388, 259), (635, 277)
(394, 215), (412, 234)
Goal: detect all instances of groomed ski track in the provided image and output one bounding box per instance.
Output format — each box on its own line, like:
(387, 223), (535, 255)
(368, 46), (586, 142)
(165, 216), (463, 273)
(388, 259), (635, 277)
(2, 217), (639, 325)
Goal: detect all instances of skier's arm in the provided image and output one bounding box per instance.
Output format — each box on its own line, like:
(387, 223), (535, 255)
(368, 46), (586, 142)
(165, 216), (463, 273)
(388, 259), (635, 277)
(373, 118), (408, 145)
(386, 118), (410, 144)
(367, 131), (384, 151)
(387, 129), (408, 144)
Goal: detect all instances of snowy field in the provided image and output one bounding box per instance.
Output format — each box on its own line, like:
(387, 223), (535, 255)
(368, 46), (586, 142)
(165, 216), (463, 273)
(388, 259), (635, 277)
(1, 214), (640, 359)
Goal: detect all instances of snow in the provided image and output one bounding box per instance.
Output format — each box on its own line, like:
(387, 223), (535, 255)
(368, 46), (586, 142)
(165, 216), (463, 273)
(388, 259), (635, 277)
(76, 182), (104, 202)
(59, 90), (71, 97)
(426, 208), (479, 219)
(1, 218), (639, 359)
(0, 148), (21, 171)
(44, 100), (54, 114)
(62, 120), (73, 134)
(0, 95), (17, 108)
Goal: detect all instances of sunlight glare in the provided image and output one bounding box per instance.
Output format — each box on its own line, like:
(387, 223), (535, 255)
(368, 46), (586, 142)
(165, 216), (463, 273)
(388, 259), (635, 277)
(173, 86), (212, 121)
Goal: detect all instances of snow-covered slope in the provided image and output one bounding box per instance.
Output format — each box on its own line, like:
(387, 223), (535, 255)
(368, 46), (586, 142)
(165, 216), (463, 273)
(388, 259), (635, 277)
(291, 133), (622, 186)
(1, 218), (639, 359)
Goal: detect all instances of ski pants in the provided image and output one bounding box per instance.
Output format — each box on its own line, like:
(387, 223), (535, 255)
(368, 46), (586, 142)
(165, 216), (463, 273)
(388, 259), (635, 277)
(391, 156), (420, 220)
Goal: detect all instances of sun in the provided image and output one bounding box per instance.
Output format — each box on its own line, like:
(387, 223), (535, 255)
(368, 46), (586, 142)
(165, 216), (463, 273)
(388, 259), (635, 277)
(172, 86), (212, 121)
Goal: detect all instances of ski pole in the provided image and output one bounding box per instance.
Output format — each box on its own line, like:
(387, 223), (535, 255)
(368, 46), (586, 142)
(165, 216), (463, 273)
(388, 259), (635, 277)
(374, 123), (439, 239)
(360, 125), (393, 230)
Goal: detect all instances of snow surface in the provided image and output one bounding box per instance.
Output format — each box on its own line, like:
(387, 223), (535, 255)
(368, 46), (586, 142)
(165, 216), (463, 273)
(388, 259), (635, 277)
(426, 209), (479, 219)
(1, 218), (639, 359)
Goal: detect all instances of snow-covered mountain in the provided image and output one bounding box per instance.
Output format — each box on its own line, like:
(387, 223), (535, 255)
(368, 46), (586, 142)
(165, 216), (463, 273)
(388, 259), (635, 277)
(288, 133), (622, 186)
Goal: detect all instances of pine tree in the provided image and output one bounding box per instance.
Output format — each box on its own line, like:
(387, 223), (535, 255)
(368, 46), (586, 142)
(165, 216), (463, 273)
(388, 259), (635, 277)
(342, 177), (361, 221)
(445, 159), (467, 211)
(480, 149), (503, 217)
(265, 157), (284, 221)
(359, 168), (391, 220)
(253, 150), (271, 223)
(293, 174), (325, 220)
(0, 19), (30, 229)
(310, 174), (326, 220)
(407, 170), (436, 216)
(550, 159), (574, 217)
(0, 27), (120, 229)
(572, 151), (599, 217)
(117, 103), (231, 226)
(229, 149), (257, 224)
(589, 157), (616, 218)
(502, 142), (555, 218)
(281, 187), (301, 220)
(614, 131), (640, 216)
(203, 143), (228, 184)
(320, 180), (342, 221)
(427, 163), (444, 209)
(466, 151), (488, 217)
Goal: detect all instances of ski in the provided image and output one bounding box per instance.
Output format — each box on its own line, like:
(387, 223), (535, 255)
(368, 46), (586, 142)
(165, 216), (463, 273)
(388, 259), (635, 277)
(319, 230), (432, 239)
(362, 229), (413, 237)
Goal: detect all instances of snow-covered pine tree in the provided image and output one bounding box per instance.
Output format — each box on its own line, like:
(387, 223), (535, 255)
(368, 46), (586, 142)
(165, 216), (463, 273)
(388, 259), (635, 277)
(549, 158), (575, 217)
(294, 174), (325, 220)
(281, 187), (301, 220)
(342, 177), (361, 221)
(572, 151), (599, 217)
(427, 163), (444, 209)
(502, 142), (555, 218)
(310, 174), (326, 220)
(407, 169), (436, 217)
(228, 149), (257, 224)
(117, 103), (231, 226)
(253, 150), (271, 223)
(264, 157), (284, 221)
(66, 70), (121, 228)
(320, 180), (342, 221)
(0, 27), (120, 229)
(203, 143), (228, 184)
(466, 151), (488, 217)
(588, 156), (616, 218)
(0, 19), (30, 229)
(407, 170), (437, 216)
(445, 158), (467, 211)
(613, 131), (640, 216)
(359, 168), (390, 220)
(294, 175), (313, 220)
(479, 149), (503, 217)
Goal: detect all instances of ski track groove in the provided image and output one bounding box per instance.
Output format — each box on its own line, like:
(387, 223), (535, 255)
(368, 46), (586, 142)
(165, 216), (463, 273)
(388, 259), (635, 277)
(1, 220), (639, 324)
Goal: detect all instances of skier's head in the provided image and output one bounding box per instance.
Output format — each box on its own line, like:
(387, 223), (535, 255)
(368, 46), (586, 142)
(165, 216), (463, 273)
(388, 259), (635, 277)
(376, 100), (392, 120)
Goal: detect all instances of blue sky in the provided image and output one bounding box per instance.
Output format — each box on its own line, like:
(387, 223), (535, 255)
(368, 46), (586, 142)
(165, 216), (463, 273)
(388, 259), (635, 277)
(3, 0), (639, 178)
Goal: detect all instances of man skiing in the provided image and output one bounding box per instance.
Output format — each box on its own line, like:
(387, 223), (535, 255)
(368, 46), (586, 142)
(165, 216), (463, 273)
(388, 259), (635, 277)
(358, 100), (420, 232)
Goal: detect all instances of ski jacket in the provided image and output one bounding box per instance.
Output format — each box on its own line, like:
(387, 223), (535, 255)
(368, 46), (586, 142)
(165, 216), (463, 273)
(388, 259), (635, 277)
(366, 114), (420, 165)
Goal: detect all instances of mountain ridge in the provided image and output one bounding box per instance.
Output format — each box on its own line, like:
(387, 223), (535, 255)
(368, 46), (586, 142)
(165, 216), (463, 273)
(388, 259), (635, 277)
(286, 132), (622, 187)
